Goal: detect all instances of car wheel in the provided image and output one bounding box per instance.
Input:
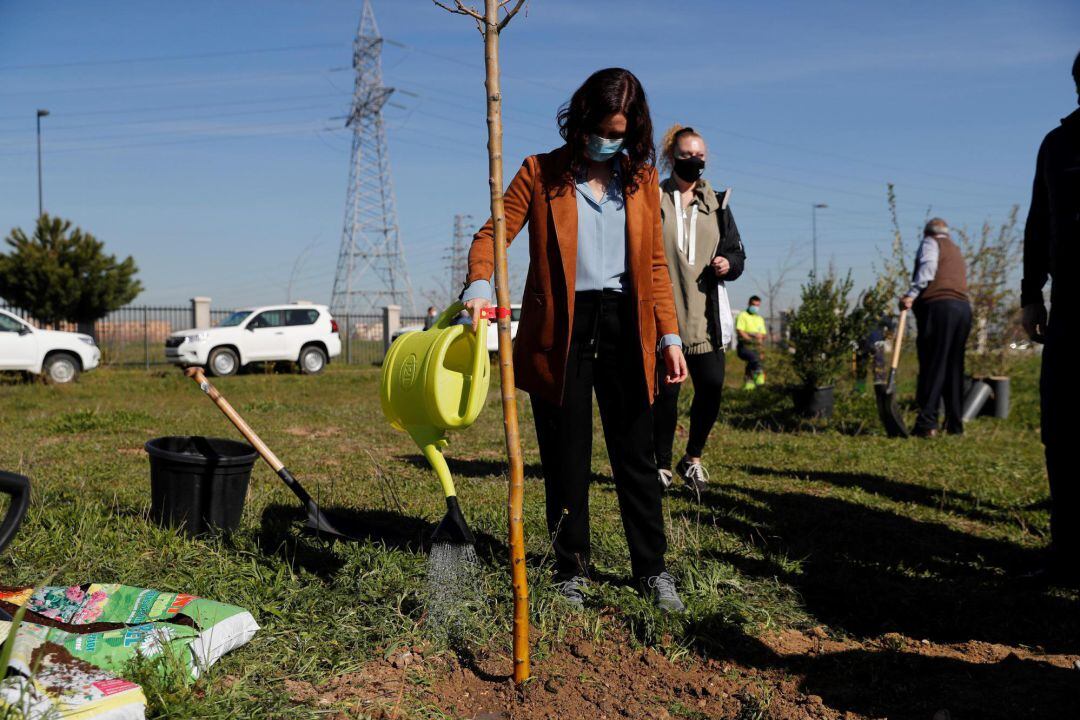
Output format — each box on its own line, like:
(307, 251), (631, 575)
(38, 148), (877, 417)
(299, 345), (327, 375)
(43, 353), (80, 385)
(207, 347), (239, 377)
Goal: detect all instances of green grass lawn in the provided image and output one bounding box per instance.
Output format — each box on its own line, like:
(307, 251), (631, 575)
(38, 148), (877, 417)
(0, 351), (1071, 719)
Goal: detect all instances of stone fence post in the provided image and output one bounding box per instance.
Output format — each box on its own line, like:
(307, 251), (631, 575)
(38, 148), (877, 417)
(191, 297), (211, 329)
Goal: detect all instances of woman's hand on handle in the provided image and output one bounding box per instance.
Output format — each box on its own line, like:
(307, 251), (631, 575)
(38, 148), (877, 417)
(464, 297), (491, 332)
(662, 344), (688, 385)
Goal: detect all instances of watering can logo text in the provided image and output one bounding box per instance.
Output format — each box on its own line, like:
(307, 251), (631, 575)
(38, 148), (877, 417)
(400, 353), (418, 389)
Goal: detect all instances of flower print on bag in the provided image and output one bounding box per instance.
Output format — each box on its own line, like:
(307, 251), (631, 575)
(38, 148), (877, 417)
(72, 589), (110, 624)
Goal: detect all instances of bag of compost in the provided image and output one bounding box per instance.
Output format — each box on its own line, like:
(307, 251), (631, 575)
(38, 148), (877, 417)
(1, 619), (147, 720)
(0, 584), (259, 680)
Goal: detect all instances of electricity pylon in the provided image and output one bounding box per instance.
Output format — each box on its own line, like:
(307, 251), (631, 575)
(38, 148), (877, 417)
(330, 0), (415, 315)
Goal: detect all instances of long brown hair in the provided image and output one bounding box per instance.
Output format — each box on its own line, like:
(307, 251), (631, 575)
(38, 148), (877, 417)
(556, 68), (655, 193)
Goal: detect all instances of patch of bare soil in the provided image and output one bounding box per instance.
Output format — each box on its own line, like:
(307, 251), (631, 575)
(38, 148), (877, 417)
(292, 625), (1080, 719)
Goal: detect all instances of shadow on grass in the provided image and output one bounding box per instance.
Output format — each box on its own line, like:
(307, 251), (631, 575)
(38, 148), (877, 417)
(691, 624), (1078, 719)
(684, 484), (1077, 654)
(720, 384), (877, 436)
(737, 464), (1023, 525)
(397, 454), (612, 485)
(257, 503), (512, 577)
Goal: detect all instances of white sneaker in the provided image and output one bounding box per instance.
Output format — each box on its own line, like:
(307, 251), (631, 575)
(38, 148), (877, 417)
(677, 458), (709, 500)
(657, 468), (673, 490)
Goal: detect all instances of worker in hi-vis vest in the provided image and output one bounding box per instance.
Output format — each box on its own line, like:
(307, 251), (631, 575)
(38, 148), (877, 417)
(735, 295), (767, 390)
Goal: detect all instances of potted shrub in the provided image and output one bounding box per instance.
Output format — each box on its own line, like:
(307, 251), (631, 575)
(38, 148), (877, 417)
(788, 271), (857, 418)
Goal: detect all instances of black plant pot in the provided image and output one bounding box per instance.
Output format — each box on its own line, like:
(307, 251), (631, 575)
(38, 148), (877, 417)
(794, 384), (835, 419)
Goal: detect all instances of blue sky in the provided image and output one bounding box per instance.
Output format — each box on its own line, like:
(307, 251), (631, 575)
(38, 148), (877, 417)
(1, 0), (1076, 314)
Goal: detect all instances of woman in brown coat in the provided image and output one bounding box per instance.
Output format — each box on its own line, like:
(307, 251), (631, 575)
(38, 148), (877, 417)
(462, 68), (689, 612)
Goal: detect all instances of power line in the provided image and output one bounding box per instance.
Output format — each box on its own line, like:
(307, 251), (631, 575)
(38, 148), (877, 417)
(0, 42), (347, 72)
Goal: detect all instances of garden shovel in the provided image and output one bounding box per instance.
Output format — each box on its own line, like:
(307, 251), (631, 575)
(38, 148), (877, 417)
(875, 309), (910, 438)
(184, 367), (362, 541)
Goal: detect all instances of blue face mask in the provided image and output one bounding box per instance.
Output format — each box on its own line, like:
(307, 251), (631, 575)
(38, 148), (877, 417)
(747, 305), (759, 315)
(585, 134), (624, 162)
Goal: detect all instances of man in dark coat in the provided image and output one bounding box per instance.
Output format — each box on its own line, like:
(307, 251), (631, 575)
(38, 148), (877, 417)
(1021, 51), (1080, 585)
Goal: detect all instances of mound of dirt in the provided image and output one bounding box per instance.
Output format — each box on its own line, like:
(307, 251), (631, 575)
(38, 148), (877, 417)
(425, 628), (837, 720)
(281, 625), (1080, 719)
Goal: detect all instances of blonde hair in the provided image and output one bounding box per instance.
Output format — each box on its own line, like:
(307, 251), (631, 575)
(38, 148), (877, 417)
(659, 123), (704, 172)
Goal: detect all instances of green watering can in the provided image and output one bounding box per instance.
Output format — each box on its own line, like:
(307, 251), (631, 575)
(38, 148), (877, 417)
(380, 302), (491, 544)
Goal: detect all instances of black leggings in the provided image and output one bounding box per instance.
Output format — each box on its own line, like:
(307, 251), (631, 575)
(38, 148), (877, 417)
(653, 348), (726, 471)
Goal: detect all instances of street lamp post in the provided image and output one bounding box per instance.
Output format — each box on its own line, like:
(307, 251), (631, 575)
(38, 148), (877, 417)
(811, 203), (828, 277)
(36, 109), (49, 218)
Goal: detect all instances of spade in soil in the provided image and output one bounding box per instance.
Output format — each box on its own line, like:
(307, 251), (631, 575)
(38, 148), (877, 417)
(184, 366), (363, 541)
(876, 308), (910, 438)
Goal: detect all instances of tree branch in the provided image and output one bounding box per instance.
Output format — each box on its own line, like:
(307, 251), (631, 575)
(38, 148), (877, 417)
(433, 0), (483, 21)
(497, 0), (527, 31)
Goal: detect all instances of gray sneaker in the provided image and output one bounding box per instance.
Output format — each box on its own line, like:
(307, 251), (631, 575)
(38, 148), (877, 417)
(643, 571), (685, 613)
(657, 468), (673, 490)
(555, 575), (588, 608)
(677, 459), (709, 499)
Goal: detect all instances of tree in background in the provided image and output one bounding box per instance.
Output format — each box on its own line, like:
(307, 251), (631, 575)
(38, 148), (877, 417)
(955, 205), (1022, 375)
(788, 269), (858, 389)
(882, 185), (1023, 377)
(881, 183), (914, 302)
(0, 215), (142, 332)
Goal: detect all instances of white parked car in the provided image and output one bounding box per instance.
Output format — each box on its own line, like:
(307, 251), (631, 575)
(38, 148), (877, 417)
(0, 308), (101, 384)
(391, 304), (521, 353)
(165, 303), (342, 377)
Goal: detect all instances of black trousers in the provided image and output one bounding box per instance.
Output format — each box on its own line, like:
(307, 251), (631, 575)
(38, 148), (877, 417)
(736, 344), (762, 378)
(653, 347), (725, 470)
(530, 291), (667, 582)
(1041, 313), (1077, 566)
(913, 299), (971, 433)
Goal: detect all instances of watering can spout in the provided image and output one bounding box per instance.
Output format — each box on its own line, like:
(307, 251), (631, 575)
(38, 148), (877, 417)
(431, 496), (476, 545)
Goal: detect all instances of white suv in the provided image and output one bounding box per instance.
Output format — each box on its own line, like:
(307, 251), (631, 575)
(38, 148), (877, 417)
(165, 304), (342, 377)
(0, 309), (101, 384)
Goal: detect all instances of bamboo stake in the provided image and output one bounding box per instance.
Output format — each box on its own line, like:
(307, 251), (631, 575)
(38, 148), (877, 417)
(433, 0), (530, 685)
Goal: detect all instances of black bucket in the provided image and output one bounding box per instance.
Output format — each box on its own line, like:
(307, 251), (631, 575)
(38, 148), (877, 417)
(145, 436), (257, 536)
(794, 385), (835, 419)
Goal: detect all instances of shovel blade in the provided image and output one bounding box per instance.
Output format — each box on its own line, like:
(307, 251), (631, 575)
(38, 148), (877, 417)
(302, 505), (365, 542)
(875, 383), (910, 438)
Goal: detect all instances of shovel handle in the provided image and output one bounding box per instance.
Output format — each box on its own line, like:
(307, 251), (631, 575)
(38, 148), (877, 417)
(185, 367), (285, 472)
(889, 310), (908, 372)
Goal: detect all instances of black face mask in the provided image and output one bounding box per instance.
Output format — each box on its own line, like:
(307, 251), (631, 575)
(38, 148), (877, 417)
(673, 156), (705, 183)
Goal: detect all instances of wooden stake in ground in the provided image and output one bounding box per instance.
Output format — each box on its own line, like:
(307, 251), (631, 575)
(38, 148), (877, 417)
(433, 0), (530, 685)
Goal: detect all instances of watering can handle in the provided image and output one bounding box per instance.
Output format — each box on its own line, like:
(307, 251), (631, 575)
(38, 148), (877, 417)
(0, 471), (30, 555)
(433, 301), (506, 329)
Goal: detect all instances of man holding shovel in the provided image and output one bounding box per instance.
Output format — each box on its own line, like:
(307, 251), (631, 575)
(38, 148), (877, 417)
(1020, 51), (1080, 586)
(898, 218), (971, 438)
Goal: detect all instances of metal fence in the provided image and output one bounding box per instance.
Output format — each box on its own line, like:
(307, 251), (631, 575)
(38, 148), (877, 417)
(332, 312), (426, 366)
(1, 303), (424, 368)
(2, 303), (214, 368)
